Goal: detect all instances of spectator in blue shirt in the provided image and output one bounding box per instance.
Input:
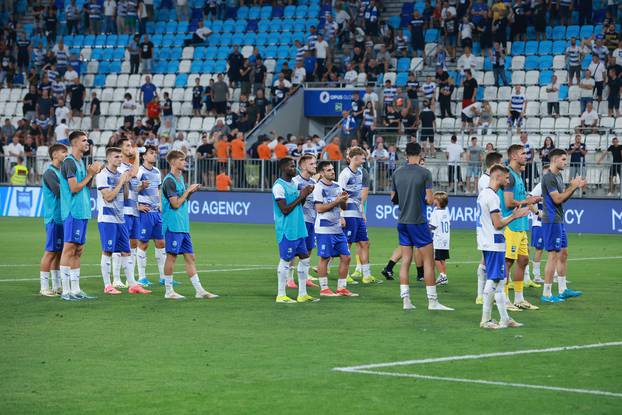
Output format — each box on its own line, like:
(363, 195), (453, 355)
(139, 75), (158, 110)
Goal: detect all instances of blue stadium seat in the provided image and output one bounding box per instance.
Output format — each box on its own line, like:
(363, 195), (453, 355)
(513, 41), (526, 55)
(397, 57), (410, 72)
(525, 56), (538, 71)
(210, 33), (221, 46)
(205, 46), (218, 59)
(220, 33), (233, 46)
(277, 46), (289, 59)
(256, 33), (268, 45)
(178, 21), (189, 33)
(272, 4), (284, 18)
(306, 18), (319, 30)
(559, 85), (568, 100)
(260, 6), (272, 19)
(211, 20), (223, 32)
(424, 29), (439, 43)
(94, 74), (106, 87)
(581, 55), (591, 70)
(257, 19), (270, 33)
(538, 41), (552, 55)
(281, 19), (294, 32)
(265, 45), (277, 58)
(248, 6), (261, 20)
(194, 47), (206, 60)
(91, 49), (103, 61)
(166, 61), (178, 73)
(232, 33), (244, 45)
(153, 61), (167, 74)
(99, 61), (110, 74)
(580, 25), (593, 39)
(308, 5), (320, 16)
(112, 49), (125, 61)
(389, 16), (400, 29)
(216, 47), (229, 59)
(214, 61), (227, 73)
(244, 32), (257, 45)
(566, 25), (579, 39)
(222, 20), (236, 33)
(246, 19), (258, 32)
(284, 5), (296, 18)
(552, 40), (567, 54)
(525, 41), (538, 55)
(539, 70), (553, 86)
(237, 6), (249, 19)
(94, 35), (107, 47)
(295, 5), (308, 18)
(270, 20), (282, 32)
(396, 72), (408, 86)
(190, 61), (203, 73)
(483, 57), (492, 71)
(166, 21), (177, 33)
(280, 33), (292, 45)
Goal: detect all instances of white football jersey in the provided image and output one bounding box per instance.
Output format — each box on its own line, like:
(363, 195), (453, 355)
(96, 167), (125, 224)
(529, 182), (542, 227)
(478, 172), (490, 194)
(292, 174), (317, 224)
(312, 180), (344, 235)
(476, 187), (505, 252)
(137, 165), (162, 211)
(118, 162), (140, 217)
(429, 208), (450, 250)
(338, 166), (365, 218)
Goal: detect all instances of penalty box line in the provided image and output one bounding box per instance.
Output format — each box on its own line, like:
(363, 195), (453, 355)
(333, 341), (622, 399)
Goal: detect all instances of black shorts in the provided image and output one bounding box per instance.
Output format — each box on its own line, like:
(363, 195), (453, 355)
(610, 164), (621, 178)
(435, 249), (450, 261)
(608, 96), (620, 110)
(461, 113), (473, 123)
(214, 101), (227, 114)
(420, 132), (434, 143)
(412, 35), (424, 50)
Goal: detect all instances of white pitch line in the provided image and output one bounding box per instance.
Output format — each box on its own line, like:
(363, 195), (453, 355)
(1, 255), (620, 268)
(338, 369), (622, 399)
(0, 266), (274, 282)
(333, 341), (622, 371)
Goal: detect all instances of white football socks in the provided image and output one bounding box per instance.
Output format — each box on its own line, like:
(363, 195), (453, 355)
(532, 261), (541, 277)
(558, 276), (567, 294)
(163, 274), (174, 295)
(297, 258), (310, 297)
(482, 280), (495, 322)
(155, 247), (166, 279)
(337, 278), (346, 290)
(101, 255), (112, 287)
(400, 284), (410, 299)
(543, 283), (552, 297)
(286, 265), (295, 283)
(60, 265), (71, 295)
(190, 274), (205, 294)
(319, 277), (329, 290)
(477, 264), (486, 297)
(69, 268), (81, 294)
(136, 247), (147, 280)
(362, 263), (371, 278)
(495, 280), (510, 323)
(40, 271), (50, 291)
(112, 252), (122, 284)
(277, 259), (289, 297)
(426, 285), (438, 302)
(122, 255), (137, 286)
(51, 269), (60, 290)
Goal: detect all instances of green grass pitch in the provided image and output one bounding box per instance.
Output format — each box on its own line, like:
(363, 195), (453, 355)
(0, 217), (621, 414)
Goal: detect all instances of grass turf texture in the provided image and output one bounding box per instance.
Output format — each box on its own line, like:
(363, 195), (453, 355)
(0, 217), (621, 414)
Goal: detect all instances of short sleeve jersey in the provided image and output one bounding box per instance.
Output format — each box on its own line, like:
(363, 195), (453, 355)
(96, 168), (125, 224)
(137, 165), (162, 211)
(529, 182), (543, 227)
(118, 162), (140, 216)
(476, 188), (505, 252)
(292, 174), (317, 224)
(478, 172), (490, 194)
(338, 166), (366, 218)
(391, 163), (433, 224)
(429, 207), (450, 250)
(312, 180), (344, 235)
(541, 171), (564, 224)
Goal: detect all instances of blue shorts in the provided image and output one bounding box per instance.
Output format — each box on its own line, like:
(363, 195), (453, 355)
(278, 236), (308, 261)
(542, 223), (568, 252)
(316, 232), (351, 258)
(165, 231), (194, 255)
(98, 222), (131, 253)
(530, 226), (544, 250)
(344, 217), (369, 243)
(483, 251), (506, 281)
(124, 214), (140, 240)
(397, 223), (433, 248)
(304, 221), (316, 251)
(63, 213), (88, 245)
(45, 223), (64, 252)
(138, 211), (164, 242)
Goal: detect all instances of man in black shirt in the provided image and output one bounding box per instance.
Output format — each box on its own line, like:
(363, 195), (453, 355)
(409, 10), (425, 61)
(462, 69), (478, 109)
(399, 108), (417, 137)
(225, 110), (239, 131)
(254, 89), (268, 121)
(598, 137), (622, 196)
(567, 134), (587, 179)
(383, 105), (400, 128)
(350, 91), (365, 126)
(162, 91), (174, 124)
(196, 133), (215, 186)
(227, 46), (243, 88)
(139, 35), (154, 74)
(607, 68), (622, 117)
(67, 78), (86, 116)
(90, 91), (101, 130)
(438, 77), (454, 118)
(23, 85), (39, 122)
(252, 58), (267, 94)
(419, 100), (436, 156)
(280, 62), (293, 82)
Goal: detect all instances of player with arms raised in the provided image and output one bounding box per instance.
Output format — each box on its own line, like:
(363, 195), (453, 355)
(59, 131), (102, 300)
(161, 150), (219, 300)
(478, 165), (530, 329)
(39, 144), (68, 296)
(391, 142), (453, 311)
(272, 157), (317, 303)
(540, 149), (585, 303)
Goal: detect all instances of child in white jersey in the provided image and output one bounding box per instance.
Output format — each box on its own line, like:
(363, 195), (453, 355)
(429, 191), (450, 285)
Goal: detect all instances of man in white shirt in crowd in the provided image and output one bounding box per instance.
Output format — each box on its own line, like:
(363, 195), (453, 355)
(457, 46), (477, 76)
(579, 69), (595, 113)
(343, 63), (358, 86)
(546, 74), (560, 117)
(445, 135), (464, 192)
(613, 40), (622, 67)
(171, 132), (191, 154)
(363, 85), (379, 112)
(292, 60), (306, 86)
(55, 119), (70, 143)
(587, 54), (607, 101)
(5, 134), (24, 166)
(315, 34), (329, 70)
(461, 100), (482, 132)
(577, 101), (599, 135)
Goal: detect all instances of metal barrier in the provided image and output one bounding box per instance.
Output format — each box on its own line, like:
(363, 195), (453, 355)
(2, 155), (620, 199)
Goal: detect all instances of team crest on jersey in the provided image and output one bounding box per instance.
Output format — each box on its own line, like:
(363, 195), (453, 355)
(141, 228), (147, 234)
(172, 240), (178, 247)
(287, 248), (293, 253)
(75, 229), (81, 236)
(511, 246), (516, 253)
(107, 239), (113, 246)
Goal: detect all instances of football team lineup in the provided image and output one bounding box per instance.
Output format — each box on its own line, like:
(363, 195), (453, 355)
(40, 133), (587, 320)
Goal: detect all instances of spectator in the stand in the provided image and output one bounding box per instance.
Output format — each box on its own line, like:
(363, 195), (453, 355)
(461, 69), (478, 110)
(23, 85), (38, 122)
(212, 73), (229, 115)
(54, 118), (69, 144)
(566, 37), (582, 86)
(162, 91), (174, 125)
(588, 54), (607, 102)
(257, 137), (271, 160)
(438, 76), (454, 118)
(441, 1), (458, 61)
(67, 76), (86, 117)
(383, 105), (400, 128)
(230, 132), (246, 186)
(203, 78), (214, 115)
(419, 100), (436, 156)
(103, 0), (116, 34)
(196, 133), (215, 186)
(116, 0), (127, 34)
(446, 135), (464, 191)
(183, 20), (212, 46)
(0, 119), (16, 144)
(539, 136), (555, 164)
(6, 134), (24, 166)
(316, 34), (329, 72)
(171, 132), (190, 154)
(146, 96), (161, 124)
(66, 0), (80, 35)
(546, 74), (561, 117)
(340, 110), (357, 151)
(36, 89), (54, 127)
(272, 73), (291, 106)
(490, 41), (507, 86)
(9, 156), (28, 185)
(409, 10), (426, 60)
(54, 98), (71, 126)
(252, 57), (267, 94)
(597, 137), (622, 196)
(292, 60), (306, 86)
(192, 78), (203, 116)
(577, 101), (599, 135)
(568, 134), (587, 179)
(158, 119), (176, 142)
(122, 92), (137, 126)
(477, 100), (492, 134)
(16, 32), (31, 75)
(90, 92), (101, 130)
(240, 59), (252, 96)
(507, 84), (526, 133)
(274, 136), (289, 159)
(128, 35), (141, 75)
(457, 46), (476, 76)
(176, 0), (188, 22)
(44, 7), (58, 43)
(139, 75), (158, 111)
(422, 76), (436, 108)
(579, 69), (595, 113)
(254, 89), (269, 121)
(519, 131), (536, 190)
(88, 0), (103, 34)
(466, 136), (484, 193)
(343, 63), (357, 86)
(607, 68), (622, 117)
(323, 137), (342, 160)
(364, 0), (379, 36)
(139, 34), (154, 74)
(459, 15), (474, 49)
(216, 167), (232, 191)
(227, 45), (243, 89)
(280, 62), (292, 82)
(303, 49), (317, 82)
(461, 100), (482, 132)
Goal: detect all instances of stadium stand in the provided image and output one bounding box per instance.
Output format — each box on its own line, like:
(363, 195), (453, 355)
(0, 0), (621, 196)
